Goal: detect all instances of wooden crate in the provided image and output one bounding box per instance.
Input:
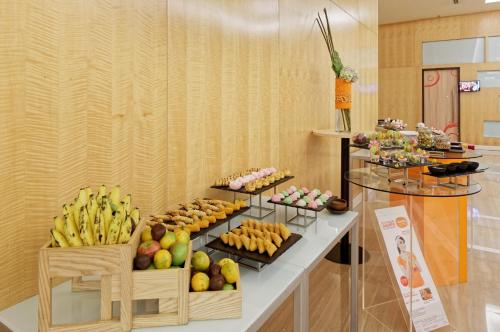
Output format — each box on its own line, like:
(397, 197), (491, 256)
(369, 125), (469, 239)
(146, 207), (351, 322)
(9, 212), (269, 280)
(111, 241), (192, 328)
(188, 264), (242, 320)
(38, 224), (142, 332)
(47, 219), (191, 330)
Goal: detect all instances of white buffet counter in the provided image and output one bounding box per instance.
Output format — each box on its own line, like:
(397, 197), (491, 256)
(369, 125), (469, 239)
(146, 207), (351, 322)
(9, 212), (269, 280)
(0, 206), (359, 332)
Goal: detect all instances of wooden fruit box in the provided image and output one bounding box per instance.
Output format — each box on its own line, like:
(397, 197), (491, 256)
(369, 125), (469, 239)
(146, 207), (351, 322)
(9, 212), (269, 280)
(110, 238), (192, 328)
(38, 222), (142, 332)
(41, 218), (192, 330)
(188, 263), (242, 321)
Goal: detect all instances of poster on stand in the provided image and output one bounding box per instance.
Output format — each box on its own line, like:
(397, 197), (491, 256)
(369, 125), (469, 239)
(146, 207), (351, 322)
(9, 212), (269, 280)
(375, 205), (449, 332)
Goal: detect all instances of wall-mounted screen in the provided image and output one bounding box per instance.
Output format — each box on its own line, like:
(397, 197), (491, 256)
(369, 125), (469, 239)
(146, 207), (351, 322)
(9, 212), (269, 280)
(459, 80), (480, 92)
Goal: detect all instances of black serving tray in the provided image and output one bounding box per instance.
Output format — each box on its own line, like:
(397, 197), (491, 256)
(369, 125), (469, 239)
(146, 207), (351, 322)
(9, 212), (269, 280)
(422, 168), (486, 178)
(211, 175), (294, 195)
(350, 143), (404, 151)
(366, 159), (435, 170)
(267, 196), (335, 212)
(205, 232), (302, 265)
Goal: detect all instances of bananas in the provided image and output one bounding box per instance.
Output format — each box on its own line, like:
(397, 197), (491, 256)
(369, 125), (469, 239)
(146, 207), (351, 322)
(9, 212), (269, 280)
(48, 185), (138, 248)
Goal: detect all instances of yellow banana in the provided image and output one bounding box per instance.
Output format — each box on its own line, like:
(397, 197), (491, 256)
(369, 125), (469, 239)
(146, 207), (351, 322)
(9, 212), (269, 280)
(62, 204), (72, 217)
(78, 188), (88, 206)
(88, 195), (98, 235)
(118, 215), (132, 244)
(93, 208), (101, 245)
(101, 197), (113, 237)
(52, 229), (70, 247)
(50, 231), (58, 247)
(73, 200), (82, 230)
(106, 211), (122, 245)
(109, 185), (121, 212)
(85, 187), (92, 201)
(98, 210), (107, 244)
(64, 214), (83, 247)
(54, 216), (65, 234)
(123, 194), (131, 216)
(130, 207), (140, 227)
(96, 184), (106, 206)
(79, 207), (94, 246)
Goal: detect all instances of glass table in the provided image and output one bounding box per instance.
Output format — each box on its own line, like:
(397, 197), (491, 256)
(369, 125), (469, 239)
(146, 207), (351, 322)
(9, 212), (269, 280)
(346, 167), (481, 332)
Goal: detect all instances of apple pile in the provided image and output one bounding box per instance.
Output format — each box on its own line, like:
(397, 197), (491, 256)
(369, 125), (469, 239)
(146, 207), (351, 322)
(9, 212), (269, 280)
(134, 223), (190, 270)
(190, 252), (239, 292)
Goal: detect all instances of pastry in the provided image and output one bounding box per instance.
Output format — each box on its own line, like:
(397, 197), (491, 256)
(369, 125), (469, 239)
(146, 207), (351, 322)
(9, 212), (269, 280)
(281, 190), (289, 197)
(296, 199), (307, 207)
(229, 180), (243, 190)
(241, 235), (251, 251)
(270, 232), (283, 247)
(324, 190), (333, 198)
(301, 187), (310, 194)
(257, 238), (265, 254)
(319, 194), (329, 203)
(279, 223), (291, 240)
(264, 239), (278, 257)
(245, 182), (256, 192)
(307, 201), (318, 209)
(283, 196), (293, 205)
(314, 198), (323, 206)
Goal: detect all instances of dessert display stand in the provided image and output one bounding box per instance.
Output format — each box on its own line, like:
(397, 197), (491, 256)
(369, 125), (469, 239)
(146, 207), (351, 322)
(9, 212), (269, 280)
(346, 167), (481, 331)
(267, 196), (335, 227)
(211, 176), (293, 220)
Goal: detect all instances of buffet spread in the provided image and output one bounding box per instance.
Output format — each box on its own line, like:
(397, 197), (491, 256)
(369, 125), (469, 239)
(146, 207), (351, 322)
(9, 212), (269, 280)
(39, 166), (348, 331)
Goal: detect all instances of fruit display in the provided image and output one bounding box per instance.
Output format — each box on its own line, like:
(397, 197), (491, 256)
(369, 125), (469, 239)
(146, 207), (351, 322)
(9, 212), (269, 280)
(219, 220), (291, 257)
(351, 132), (368, 145)
(417, 126), (434, 149)
(150, 198), (246, 235)
(49, 185), (140, 248)
(134, 224), (189, 270)
(270, 186), (333, 210)
(190, 253), (239, 292)
(213, 167), (292, 192)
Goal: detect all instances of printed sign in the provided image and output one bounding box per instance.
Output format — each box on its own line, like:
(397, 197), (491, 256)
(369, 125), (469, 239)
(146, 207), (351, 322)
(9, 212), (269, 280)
(375, 205), (449, 332)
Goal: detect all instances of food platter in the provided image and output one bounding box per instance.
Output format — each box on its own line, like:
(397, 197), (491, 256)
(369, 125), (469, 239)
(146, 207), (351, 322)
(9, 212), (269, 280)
(211, 176), (294, 195)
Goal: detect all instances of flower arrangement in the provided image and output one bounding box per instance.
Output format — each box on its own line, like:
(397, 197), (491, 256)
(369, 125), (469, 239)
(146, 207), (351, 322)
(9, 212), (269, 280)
(315, 8), (359, 132)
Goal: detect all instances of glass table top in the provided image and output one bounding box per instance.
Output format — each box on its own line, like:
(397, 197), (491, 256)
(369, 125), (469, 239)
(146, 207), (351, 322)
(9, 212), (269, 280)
(345, 167), (482, 197)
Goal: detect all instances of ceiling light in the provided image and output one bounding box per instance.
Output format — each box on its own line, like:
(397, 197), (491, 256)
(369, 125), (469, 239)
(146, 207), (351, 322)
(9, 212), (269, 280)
(485, 0), (500, 3)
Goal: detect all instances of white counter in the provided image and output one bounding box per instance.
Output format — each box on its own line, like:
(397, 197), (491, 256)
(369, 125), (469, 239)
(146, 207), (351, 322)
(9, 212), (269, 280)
(0, 206), (358, 332)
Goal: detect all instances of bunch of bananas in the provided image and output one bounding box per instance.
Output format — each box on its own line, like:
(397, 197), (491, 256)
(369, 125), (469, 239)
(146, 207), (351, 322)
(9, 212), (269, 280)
(50, 185), (140, 248)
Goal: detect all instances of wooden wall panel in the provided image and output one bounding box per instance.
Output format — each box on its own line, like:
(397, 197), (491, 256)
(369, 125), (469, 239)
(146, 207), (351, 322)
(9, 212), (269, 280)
(167, 0), (279, 205)
(0, 0), (376, 311)
(0, 0), (167, 310)
(379, 10), (500, 145)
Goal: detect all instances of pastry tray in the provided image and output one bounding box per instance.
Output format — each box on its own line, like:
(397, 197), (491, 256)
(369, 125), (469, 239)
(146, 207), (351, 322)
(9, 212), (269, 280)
(205, 233), (302, 265)
(366, 160), (435, 170)
(350, 143), (404, 151)
(267, 196), (335, 212)
(421, 168), (486, 178)
(159, 206), (250, 241)
(211, 176), (294, 195)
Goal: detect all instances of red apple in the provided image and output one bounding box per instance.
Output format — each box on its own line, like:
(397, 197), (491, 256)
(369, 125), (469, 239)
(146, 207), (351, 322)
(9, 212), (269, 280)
(137, 240), (161, 259)
(400, 276), (409, 287)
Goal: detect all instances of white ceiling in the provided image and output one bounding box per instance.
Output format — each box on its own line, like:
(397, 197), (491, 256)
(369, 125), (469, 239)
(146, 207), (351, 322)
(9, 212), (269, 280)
(379, 0), (500, 25)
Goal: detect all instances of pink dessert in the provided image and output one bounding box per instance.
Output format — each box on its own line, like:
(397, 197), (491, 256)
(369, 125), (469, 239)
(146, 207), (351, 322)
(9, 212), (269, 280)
(307, 201), (318, 209)
(301, 187), (310, 194)
(287, 188), (295, 195)
(229, 180), (242, 190)
(324, 190), (333, 198)
(271, 194), (282, 203)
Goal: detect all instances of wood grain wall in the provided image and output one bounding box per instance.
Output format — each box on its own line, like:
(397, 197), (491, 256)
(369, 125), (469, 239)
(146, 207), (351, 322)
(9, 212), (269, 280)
(379, 11), (500, 146)
(0, 0), (377, 310)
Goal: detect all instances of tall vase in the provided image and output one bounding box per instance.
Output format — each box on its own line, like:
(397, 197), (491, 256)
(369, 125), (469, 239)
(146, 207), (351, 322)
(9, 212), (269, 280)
(335, 78), (352, 132)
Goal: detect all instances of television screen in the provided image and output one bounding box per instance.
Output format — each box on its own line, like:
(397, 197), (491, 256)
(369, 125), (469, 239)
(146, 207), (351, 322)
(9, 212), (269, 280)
(459, 80), (480, 92)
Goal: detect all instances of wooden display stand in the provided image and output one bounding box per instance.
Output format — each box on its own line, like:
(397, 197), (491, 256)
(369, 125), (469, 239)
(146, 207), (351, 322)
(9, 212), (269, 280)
(188, 264), (242, 321)
(38, 236), (140, 332)
(38, 220), (191, 331)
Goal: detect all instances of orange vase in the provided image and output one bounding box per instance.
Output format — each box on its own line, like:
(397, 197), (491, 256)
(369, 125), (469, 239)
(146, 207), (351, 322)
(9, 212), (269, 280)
(335, 78), (352, 109)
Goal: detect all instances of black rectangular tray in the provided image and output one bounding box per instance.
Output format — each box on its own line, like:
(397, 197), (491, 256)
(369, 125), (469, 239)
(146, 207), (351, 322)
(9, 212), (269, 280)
(205, 232), (302, 265)
(422, 168), (486, 178)
(350, 143), (404, 150)
(211, 175), (294, 195)
(267, 195), (335, 212)
(366, 160), (435, 170)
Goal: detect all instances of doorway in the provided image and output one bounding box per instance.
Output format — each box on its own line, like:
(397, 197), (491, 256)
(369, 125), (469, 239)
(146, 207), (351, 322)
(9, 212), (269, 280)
(422, 68), (460, 141)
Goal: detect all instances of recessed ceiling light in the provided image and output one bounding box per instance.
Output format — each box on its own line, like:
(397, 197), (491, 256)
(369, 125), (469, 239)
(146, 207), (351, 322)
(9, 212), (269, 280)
(485, 0), (500, 4)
